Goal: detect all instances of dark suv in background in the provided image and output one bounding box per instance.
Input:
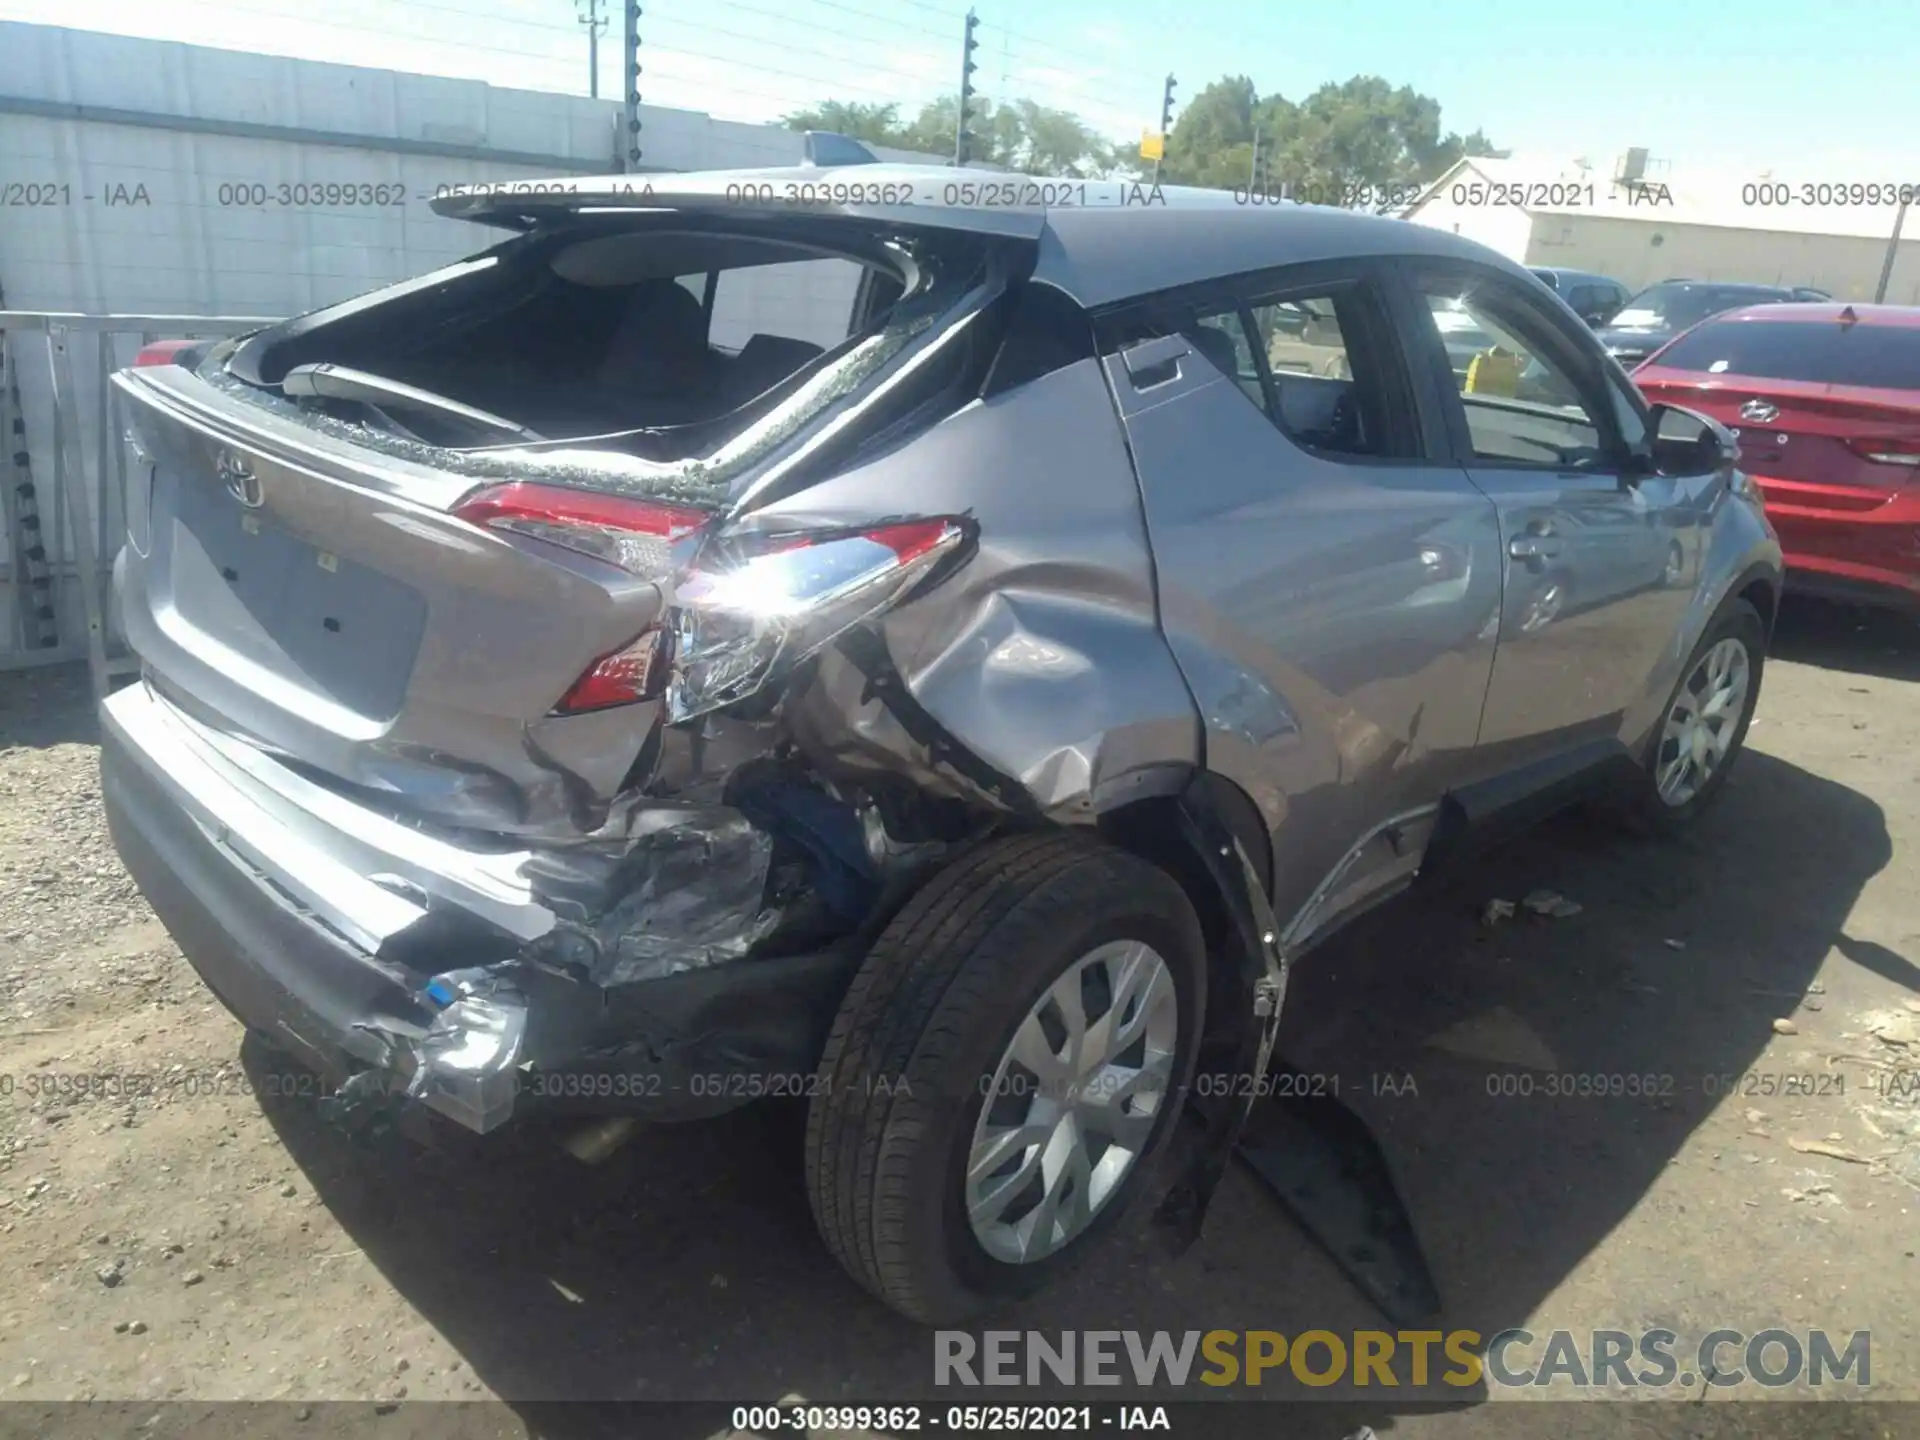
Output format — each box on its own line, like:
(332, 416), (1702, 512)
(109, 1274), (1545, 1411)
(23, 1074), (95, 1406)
(1530, 267), (1631, 326)
(1597, 280), (1821, 367)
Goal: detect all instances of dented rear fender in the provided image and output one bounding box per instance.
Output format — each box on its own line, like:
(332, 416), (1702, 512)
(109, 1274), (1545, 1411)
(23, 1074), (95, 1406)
(745, 356), (1203, 819)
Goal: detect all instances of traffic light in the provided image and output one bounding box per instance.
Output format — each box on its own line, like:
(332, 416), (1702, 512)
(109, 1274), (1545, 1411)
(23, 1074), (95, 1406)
(1157, 74), (1176, 179)
(956, 9), (979, 166)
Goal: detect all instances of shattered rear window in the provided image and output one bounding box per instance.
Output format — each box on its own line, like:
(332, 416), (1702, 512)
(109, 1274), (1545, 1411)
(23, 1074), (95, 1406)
(206, 228), (997, 511)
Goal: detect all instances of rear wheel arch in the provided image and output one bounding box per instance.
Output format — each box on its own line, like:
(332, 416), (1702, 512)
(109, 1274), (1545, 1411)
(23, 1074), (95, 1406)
(1097, 775), (1274, 1071)
(1737, 570), (1780, 638)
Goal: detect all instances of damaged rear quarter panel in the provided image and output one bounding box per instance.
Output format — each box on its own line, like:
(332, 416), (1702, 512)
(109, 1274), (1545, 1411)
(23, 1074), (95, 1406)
(753, 356), (1201, 818)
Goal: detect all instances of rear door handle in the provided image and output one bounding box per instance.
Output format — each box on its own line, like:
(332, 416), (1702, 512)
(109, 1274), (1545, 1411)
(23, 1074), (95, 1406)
(1509, 535), (1562, 561)
(1119, 333), (1192, 390)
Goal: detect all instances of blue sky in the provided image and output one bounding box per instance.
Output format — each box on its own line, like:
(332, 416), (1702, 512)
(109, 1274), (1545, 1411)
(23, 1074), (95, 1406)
(3, 0), (1915, 174)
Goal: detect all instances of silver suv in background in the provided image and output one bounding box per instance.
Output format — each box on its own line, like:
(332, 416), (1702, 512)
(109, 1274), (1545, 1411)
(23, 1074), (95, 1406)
(101, 168), (1782, 1323)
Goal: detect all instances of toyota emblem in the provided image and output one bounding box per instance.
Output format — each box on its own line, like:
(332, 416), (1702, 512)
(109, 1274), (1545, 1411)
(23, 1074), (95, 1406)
(216, 448), (265, 508)
(1738, 398), (1780, 424)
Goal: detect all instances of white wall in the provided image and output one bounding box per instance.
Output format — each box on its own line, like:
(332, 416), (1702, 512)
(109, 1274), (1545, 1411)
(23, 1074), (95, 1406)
(1398, 186), (1539, 264)
(0, 20), (951, 317)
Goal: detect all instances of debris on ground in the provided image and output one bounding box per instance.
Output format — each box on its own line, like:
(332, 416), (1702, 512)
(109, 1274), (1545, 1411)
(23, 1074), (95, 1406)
(1773, 1018), (1799, 1035)
(1521, 889), (1583, 919)
(1789, 1139), (1871, 1165)
(1781, 1180), (1841, 1206)
(1867, 1012), (1917, 1048)
(1481, 899), (1515, 926)
(1663, 937), (1686, 951)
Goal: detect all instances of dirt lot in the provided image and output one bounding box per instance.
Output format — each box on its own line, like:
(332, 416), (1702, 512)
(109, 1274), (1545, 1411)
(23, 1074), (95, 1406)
(0, 598), (1917, 1440)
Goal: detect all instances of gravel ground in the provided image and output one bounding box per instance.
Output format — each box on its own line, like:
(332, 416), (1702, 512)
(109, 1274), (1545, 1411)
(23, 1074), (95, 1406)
(0, 598), (1916, 1440)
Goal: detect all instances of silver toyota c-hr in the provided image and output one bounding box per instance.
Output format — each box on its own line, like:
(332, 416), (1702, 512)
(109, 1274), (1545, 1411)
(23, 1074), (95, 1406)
(101, 166), (1781, 1322)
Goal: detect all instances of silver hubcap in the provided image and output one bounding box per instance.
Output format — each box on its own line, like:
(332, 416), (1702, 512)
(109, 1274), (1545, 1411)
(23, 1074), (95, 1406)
(1657, 637), (1751, 806)
(966, 940), (1180, 1265)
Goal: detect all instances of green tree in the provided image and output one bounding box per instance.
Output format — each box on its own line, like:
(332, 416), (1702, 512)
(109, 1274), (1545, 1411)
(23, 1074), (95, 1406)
(1164, 75), (1506, 205)
(785, 74), (1502, 197)
(779, 101), (907, 147)
(891, 94), (1111, 172)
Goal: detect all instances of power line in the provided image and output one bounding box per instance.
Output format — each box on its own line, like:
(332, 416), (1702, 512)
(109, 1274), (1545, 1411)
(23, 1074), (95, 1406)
(649, 11), (952, 92)
(120, 0), (589, 66)
(710, 0), (958, 47)
(975, 21), (1165, 97)
(643, 40), (922, 106)
(652, 5), (1145, 135)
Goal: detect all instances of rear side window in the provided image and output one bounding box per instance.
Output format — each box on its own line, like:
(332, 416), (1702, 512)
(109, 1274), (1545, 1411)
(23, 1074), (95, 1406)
(709, 258), (866, 352)
(1190, 289), (1406, 459)
(982, 281), (1097, 396)
(1651, 320), (1920, 389)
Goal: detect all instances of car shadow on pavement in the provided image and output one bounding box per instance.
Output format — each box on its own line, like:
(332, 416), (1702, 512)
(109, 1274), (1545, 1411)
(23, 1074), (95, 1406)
(0, 663), (99, 749)
(1769, 596), (1920, 682)
(245, 746), (1888, 1437)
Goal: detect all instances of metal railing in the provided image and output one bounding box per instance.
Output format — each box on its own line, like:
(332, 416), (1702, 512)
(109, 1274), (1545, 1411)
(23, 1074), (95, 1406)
(0, 312), (276, 693)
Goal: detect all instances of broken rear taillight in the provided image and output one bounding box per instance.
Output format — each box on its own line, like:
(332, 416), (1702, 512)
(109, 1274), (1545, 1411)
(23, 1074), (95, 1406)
(457, 482), (967, 720)
(133, 339), (199, 367)
(552, 629), (673, 714)
(453, 481), (711, 576)
(667, 518), (969, 723)
(456, 481), (711, 716)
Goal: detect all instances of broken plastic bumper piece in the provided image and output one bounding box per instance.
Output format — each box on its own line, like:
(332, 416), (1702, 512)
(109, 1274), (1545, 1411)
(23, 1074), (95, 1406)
(405, 966), (530, 1134)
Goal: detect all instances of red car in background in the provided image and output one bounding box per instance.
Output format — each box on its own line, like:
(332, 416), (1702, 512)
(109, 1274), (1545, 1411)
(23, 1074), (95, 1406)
(1634, 304), (1920, 612)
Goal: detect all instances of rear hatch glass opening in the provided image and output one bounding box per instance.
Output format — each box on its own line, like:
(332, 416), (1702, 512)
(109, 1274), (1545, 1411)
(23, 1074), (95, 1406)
(212, 217), (1006, 510)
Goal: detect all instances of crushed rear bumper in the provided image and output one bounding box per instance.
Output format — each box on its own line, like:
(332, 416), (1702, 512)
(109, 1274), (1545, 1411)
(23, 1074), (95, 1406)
(100, 681), (861, 1132)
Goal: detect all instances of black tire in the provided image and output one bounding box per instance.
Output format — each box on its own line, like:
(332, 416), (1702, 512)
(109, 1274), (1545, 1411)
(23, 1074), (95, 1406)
(1627, 596), (1767, 833)
(804, 830), (1206, 1324)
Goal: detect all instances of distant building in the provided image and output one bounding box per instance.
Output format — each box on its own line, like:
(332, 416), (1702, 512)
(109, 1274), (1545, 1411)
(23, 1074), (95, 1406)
(1403, 154), (1918, 303)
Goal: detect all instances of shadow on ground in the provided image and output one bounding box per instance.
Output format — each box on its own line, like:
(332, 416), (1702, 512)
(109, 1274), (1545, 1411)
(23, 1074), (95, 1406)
(0, 662), (99, 749)
(1770, 595), (1920, 682)
(244, 742), (1889, 1438)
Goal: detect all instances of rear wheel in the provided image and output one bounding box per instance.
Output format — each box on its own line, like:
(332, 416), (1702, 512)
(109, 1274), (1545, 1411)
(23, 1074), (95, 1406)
(1628, 597), (1766, 831)
(804, 831), (1205, 1323)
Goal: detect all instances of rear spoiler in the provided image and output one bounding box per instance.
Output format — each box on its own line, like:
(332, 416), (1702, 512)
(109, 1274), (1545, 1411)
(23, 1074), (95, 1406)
(426, 164), (1051, 239)
(802, 131), (880, 166)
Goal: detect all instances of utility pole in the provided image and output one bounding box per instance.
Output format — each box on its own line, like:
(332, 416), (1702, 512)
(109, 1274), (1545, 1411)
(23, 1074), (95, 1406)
(1875, 190), (1911, 303)
(955, 9), (979, 167)
(1249, 121), (1261, 191)
(1156, 73), (1176, 183)
(577, 0), (606, 98)
(622, 0), (641, 171)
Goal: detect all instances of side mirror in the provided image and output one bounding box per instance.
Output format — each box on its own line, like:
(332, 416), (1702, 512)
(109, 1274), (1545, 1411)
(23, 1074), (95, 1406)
(1637, 402), (1737, 477)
